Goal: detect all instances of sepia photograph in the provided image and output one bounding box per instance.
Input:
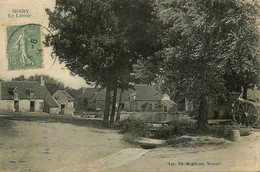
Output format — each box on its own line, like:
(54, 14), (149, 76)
(0, 0), (260, 171)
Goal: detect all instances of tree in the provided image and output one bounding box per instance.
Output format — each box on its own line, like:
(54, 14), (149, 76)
(45, 0), (157, 126)
(222, 1), (260, 98)
(28, 74), (65, 95)
(136, 0), (260, 126)
(12, 75), (26, 81)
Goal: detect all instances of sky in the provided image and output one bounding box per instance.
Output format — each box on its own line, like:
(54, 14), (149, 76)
(0, 0), (89, 89)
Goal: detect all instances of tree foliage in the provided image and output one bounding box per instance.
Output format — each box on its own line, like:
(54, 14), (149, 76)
(45, 0), (158, 126)
(135, 0), (260, 125)
(12, 75), (26, 81)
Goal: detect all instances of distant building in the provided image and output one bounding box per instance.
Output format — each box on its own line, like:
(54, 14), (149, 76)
(53, 90), (75, 115)
(78, 87), (101, 111)
(92, 84), (177, 112)
(0, 77), (60, 114)
(78, 87), (101, 103)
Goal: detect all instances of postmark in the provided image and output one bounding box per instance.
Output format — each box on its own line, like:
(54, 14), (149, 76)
(6, 24), (43, 70)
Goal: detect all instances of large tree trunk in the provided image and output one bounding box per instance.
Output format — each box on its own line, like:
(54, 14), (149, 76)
(115, 89), (124, 122)
(110, 86), (117, 124)
(197, 95), (209, 127)
(103, 86), (111, 127)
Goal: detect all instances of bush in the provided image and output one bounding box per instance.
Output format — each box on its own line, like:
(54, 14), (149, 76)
(207, 124), (252, 138)
(122, 133), (140, 146)
(153, 117), (252, 140)
(153, 116), (196, 139)
(118, 117), (152, 138)
(238, 127), (251, 136)
(153, 125), (176, 139)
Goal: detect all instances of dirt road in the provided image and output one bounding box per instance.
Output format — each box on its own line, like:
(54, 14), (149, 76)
(1, 114), (259, 172)
(110, 131), (260, 172)
(0, 116), (131, 172)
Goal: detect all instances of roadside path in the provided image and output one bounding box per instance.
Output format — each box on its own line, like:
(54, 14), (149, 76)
(111, 132), (260, 172)
(51, 132), (260, 172)
(50, 148), (149, 172)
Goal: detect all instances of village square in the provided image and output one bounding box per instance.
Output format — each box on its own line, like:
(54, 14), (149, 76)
(0, 75), (260, 171)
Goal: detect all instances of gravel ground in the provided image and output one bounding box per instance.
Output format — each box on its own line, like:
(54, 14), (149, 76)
(110, 131), (260, 172)
(0, 115), (131, 172)
(1, 113), (259, 172)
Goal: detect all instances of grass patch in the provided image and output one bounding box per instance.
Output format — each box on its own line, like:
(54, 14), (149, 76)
(206, 124), (252, 138)
(166, 136), (194, 147)
(166, 135), (225, 148)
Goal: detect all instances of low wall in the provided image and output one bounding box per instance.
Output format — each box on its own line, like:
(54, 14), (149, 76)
(49, 107), (60, 115)
(64, 107), (74, 115)
(120, 111), (188, 122)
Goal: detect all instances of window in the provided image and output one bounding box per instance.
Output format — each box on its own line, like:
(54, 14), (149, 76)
(39, 102), (44, 109)
(164, 106), (167, 112)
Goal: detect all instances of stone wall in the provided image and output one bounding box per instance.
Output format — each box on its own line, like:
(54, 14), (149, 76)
(0, 99), (44, 112)
(0, 100), (14, 111)
(95, 100), (175, 112)
(64, 107), (74, 115)
(49, 107), (60, 115)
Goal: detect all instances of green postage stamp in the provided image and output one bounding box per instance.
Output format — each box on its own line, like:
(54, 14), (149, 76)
(6, 24), (43, 70)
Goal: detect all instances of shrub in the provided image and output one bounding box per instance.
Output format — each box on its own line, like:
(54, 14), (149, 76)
(153, 125), (177, 139)
(153, 116), (196, 139)
(239, 127), (251, 136)
(207, 124), (252, 138)
(122, 133), (140, 146)
(118, 117), (152, 138)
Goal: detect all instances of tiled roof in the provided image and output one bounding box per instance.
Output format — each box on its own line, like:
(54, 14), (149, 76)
(0, 81), (59, 107)
(78, 88), (101, 101)
(56, 90), (75, 101)
(96, 84), (164, 101)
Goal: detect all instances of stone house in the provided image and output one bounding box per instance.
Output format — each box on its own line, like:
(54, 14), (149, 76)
(53, 90), (75, 115)
(0, 78), (60, 114)
(78, 87), (101, 111)
(93, 84), (177, 112)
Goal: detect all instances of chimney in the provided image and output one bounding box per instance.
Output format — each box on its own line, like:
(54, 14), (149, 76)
(40, 76), (45, 86)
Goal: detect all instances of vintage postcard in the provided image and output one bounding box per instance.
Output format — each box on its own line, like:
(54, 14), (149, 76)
(0, 0), (259, 172)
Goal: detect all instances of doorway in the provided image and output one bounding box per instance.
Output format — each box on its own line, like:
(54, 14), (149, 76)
(14, 100), (19, 112)
(30, 101), (35, 112)
(60, 104), (65, 114)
